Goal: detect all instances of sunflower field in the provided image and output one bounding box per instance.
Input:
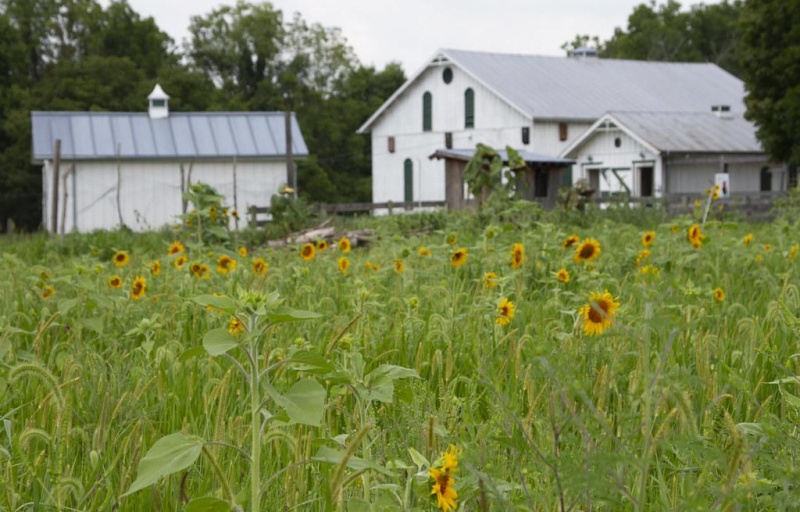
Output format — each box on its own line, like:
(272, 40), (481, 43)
(2, 201), (800, 511)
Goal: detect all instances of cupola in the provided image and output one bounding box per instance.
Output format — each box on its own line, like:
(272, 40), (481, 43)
(147, 83), (170, 119)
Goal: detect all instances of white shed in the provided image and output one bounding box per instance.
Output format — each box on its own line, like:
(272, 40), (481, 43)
(32, 84), (308, 233)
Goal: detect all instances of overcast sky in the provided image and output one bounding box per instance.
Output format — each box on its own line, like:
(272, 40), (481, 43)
(104, 0), (720, 73)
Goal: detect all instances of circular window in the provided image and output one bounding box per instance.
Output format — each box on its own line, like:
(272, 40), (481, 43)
(614, 137), (622, 148)
(442, 67), (453, 84)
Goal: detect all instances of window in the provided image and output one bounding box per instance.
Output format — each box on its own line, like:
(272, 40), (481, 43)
(388, 136), (395, 153)
(535, 169), (549, 197)
(442, 67), (453, 84)
(464, 88), (474, 128)
(558, 122), (568, 142)
(422, 92), (432, 132)
(445, 132), (453, 149)
(760, 166), (771, 192)
(151, 99), (166, 108)
(614, 137), (621, 148)
(561, 167), (572, 187)
(404, 159), (413, 202)
(521, 127), (530, 145)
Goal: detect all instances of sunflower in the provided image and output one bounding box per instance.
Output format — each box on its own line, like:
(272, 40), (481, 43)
(197, 264), (211, 279)
(714, 287), (725, 302)
(640, 265), (660, 276)
(790, 245), (798, 262)
(496, 297), (515, 326)
(580, 290), (620, 336)
(316, 240), (329, 252)
(687, 224), (704, 247)
(174, 255), (188, 269)
(429, 467), (458, 512)
(150, 260), (161, 276)
(228, 317), (244, 335)
(483, 271), (498, 289)
(573, 239), (600, 263)
(338, 237), (351, 253)
(190, 262), (202, 276)
(441, 445), (460, 474)
(108, 275), (123, 288)
(556, 268), (569, 283)
(641, 231), (655, 247)
(635, 249), (651, 266)
(742, 233), (753, 246)
(113, 250), (130, 267)
(216, 255), (237, 274)
(418, 246), (432, 257)
(394, 259), (405, 274)
(252, 258), (268, 275)
(764, 243), (771, 252)
(168, 241), (185, 256)
(450, 248), (468, 268)
(510, 243), (524, 269)
(337, 256), (350, 275)
(446, 233), (457, 246)
(238, 246), (248, 258)
(209, 206), (218, 219)
(300, 243), (316, 261)
(130, 276), (146, 300)
(562, 235), (580, 249)
(41, 285), (55, 300)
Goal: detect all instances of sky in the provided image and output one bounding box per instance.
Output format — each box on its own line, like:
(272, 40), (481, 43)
(105, 0), (717, 74)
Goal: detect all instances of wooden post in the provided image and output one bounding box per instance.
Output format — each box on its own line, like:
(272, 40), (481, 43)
(232, 156), (239, 230)
(285, 111), (295, 198)
(50, 139), (61, 233)
(60, 164), (73, 235)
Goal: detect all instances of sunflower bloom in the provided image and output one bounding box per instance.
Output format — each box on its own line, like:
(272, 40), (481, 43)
(574, 239), (600, 263)
(108, 275), (123, 288)
(418, 246), (432, 257)
(496, 297), (515, 326)
(562, 235), (580, 249)
(450, 248), (468, 268)
(300, 243), (316, 261)
(790, 245), (798, 262)
(41, 285), (55, 300)
(338, 256), (350, 275)
(446, 233), (457, 246)
(150, 260), (161, 276)
(764, 243), (771, 252)
(130, 276), (146, 300)
(316, 240), (329, 252)
(556, 268), (569, 283)
(641, 231), (655, 247)
(228, 317), (244, 335)
(687, 224), (704, 247)
(483, 271), (498, 289)
(338, 237), (351, 253)
(635, 249), (651, 266)
(742, 233), (753, 246)
(168, 241), (185, 256)
(580, 290), (620, 336)
(238, 246), (248, 258)
(252, 258), (268, 275)
(216, 255), (237, 274)
(429, 467), (458, 512)
(394, 259), (405, 274)
(113, 250), (130, 267)
(174, 255), (188, 269)
(510, 243), (524, 269)
(714, 287), (725, 302)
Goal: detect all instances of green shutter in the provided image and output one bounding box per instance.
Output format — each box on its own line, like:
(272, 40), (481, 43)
(464, 88), (474, 128)
(422, 92), (432, 132)
(404, 159), (413, 202)
(760, 167), (771, 192)
(561, 167), (573, 187)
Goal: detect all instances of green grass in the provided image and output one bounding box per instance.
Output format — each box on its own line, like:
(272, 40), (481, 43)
(2, 203), (800, 511)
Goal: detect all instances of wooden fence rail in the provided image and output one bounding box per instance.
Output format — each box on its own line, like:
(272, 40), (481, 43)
(249, 200), (446, 227)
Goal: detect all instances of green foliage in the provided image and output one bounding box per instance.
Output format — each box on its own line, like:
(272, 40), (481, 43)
(179, 182), (233, 246)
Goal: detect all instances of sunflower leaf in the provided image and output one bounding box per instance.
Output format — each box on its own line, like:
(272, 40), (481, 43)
(123, 432), (204, 496)
(202, 328), (238, 356)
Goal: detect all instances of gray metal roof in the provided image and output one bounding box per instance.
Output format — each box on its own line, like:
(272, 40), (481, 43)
(359, 49), (746, 132)
(430, 148), (574, 165)
(606, 111), (762, 153)
(31, 111), (309, 161)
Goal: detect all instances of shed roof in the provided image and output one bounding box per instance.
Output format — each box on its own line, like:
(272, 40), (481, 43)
(430, 148), (574, 166)
(31, 111), (309, 161)
(359, 49), (746, 132)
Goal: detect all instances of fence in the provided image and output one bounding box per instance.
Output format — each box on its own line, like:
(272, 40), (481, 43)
(248, 200), (446, 228)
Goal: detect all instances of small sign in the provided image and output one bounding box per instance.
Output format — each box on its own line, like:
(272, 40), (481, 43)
(714, 173), (730, 197)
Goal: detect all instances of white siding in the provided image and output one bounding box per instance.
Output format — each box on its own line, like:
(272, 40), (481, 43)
(665, 154), (777, 194)
(533, 121), (592, 156)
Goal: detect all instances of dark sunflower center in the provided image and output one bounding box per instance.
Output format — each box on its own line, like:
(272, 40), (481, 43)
(580, 244), (595, 259)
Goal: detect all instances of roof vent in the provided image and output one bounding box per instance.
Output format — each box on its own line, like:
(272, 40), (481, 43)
(711, 105), (732, 119)
(569, 47), (599, 59)
(147, 83), (170, 119)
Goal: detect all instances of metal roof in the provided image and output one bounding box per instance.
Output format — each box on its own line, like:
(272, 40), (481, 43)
(359, 49), (746, 132)
(562, 111), (763, 156)
(430, 148), (574, 165)
(31, 111), (309, 161)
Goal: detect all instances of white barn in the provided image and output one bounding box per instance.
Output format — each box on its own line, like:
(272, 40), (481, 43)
(32, 84), (308, 233)
(358, 49), (785, 205)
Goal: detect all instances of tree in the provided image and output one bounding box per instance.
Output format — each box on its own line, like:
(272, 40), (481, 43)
(740, 0), (800, 165)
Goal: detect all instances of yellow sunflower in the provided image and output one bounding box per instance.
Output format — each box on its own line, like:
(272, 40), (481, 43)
(790, 245), (798, 262)
(338, 237), (351, 253)
(483, 271), (498, 289)
(687, 224), (704, 247)
(228, 316), (244, 335)
(338, 256), (350, 275)
(510, 243), (524, 269)
(446, 233), (457, 246)
(108, 275), (123, 288)
(41, 285), (55, 300)
(635, 249), (651, 266)
(216, 255), (237, 274)
(174, 255), (188, 269)
(300, 243), (316, 261)
(113, 250), (130, 267)
(429, 467), (458, 512)
(150, 260), (161, 276)
(496, 297), (515, 326)
(556, 268), (569, 283)
(238, 246), (248, 258)
(742, 233), (753, 246)
(450, 248), (468, 268)
(441, 445), (460, 474)
(641, 231), (655, 247)
(252, 257), (268, 275)
(562, 235), (580, 249)
(764, 243), (771, 252)
(394, 258), (405, 273)
(168, 241), (185, 256)
(316, 240), (329, 252)
(130, 276), (146, 300)
(418, 246), (432, 257)
(713, 287), (725, 302)
(573, 239), (600, 263)
(580, 290), (620, 336)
